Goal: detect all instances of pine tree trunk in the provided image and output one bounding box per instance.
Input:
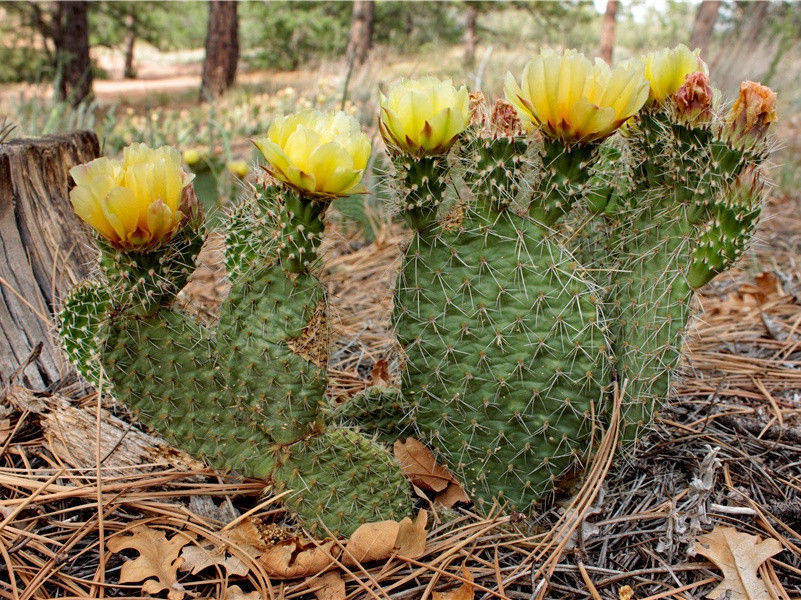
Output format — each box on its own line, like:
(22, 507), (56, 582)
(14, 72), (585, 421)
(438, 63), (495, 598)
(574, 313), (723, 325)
(689, 0), (721, 55)
(463, 4), (479, 68)
(123, 10), (137, 79)
(55, 1), (93, 106)
(200, 0), (239, 100)
(598, 0), (619, 64)
(739, 1), (769, 48)
(0, 131), (100, 390)
(345, 0), (375, 67)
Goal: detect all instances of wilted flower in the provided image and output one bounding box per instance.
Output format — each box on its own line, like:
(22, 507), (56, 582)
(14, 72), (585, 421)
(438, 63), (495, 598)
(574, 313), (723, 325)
(69, 143), (193, 250)
(673, 71), (713, 124)
(643, 45), (707, 104)
(505, 49), (648, 144)
(253, 109), (370, 197)
(379, 77), (471, 156)
(727, 81), (776, 141)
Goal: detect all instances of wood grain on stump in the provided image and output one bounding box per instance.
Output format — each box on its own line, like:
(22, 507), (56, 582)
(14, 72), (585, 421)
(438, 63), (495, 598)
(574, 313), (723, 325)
(0, 131), (99, 389)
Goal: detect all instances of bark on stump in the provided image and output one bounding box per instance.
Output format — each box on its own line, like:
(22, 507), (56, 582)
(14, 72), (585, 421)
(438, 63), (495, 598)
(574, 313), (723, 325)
(0, 131), (99, 389)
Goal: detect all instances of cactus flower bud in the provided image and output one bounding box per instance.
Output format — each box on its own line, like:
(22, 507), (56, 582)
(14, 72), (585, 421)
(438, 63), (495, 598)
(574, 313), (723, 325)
(227, 160), (250, 178)
(643, 45), (707, 104)
(505, 49), (648, 144)
(182, 148), (202, 165)
(379, 77), (471, 156)
(69, 143), (194, 250)
(673, 71), (713, 124)
(253, 110), (370, 198)
(727, 80), (776, 142)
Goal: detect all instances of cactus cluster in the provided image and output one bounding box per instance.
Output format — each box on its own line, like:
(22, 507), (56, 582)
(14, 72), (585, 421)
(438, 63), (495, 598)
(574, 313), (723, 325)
(58, 45), (775, 533)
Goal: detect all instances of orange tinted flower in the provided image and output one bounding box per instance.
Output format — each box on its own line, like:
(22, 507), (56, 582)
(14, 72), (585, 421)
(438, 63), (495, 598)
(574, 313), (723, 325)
(727, 81), (777, 140)
(673, 72), (713, 124)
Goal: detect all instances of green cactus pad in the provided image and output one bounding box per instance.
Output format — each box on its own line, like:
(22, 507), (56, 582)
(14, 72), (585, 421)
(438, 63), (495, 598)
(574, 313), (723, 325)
(394, 202), (607, 509)
(58, 280), (112, 387)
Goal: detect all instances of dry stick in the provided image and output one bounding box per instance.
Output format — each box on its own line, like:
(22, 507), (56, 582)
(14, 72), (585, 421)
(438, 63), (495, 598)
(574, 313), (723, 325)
(92, 369), (106, 599)
(638, 576), (717, 600)
(0, 410), (29, 459)
(752, 376), (785, 425)
(0, 275), (51, 325)
(577, 562), (603, 600)
(0, 536), (19, 600)
(219, 490), (288, 531)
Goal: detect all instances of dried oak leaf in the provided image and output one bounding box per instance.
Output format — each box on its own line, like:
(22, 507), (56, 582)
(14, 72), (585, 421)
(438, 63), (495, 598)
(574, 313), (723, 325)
(106, 524), (196, 600)
(369, 359), (391, 385)
(693, 526), (782, 600)
(222, 584), (262, 600)
(179, 518), (266, 577)
(342, 509), (428, 565)
(394, 438), (470, 507)
(310, 570), (346, 600)
(432, 567), (475, 600)
(258, 538), (339, 578)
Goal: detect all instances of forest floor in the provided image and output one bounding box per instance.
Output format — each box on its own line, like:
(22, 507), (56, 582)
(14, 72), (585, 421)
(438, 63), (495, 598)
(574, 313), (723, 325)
(2, 182), (801, 599)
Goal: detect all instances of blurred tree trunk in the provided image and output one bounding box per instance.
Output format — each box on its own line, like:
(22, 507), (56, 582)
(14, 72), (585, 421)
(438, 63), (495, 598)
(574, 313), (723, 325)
(54, 1), (93, 106)
(123, 9), (137, 79)
(346, 0), (375, 67)
(738, 1), (769, 47)
(200, 0), (239, 100)
(463, 3), (479, 68)
(598, 0), (618, 64)
(689, 0), (721, 55)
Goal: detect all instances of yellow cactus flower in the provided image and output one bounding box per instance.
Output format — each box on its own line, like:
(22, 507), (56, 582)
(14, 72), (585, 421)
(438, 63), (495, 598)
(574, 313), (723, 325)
(69, 143), (193, 250)
(227, 160), (250, 178)
(643, 45), (707, 104)
(379, 77), (471, 156)
(253, 110), (370, 198)
(505, 49), (649, 144)
(182, 148), (202, 165)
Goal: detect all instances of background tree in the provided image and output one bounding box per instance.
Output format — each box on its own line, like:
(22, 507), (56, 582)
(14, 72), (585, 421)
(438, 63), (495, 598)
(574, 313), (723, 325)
(200, 0), (239, 99)
(463, 2), (479, 67)
(345, 0), (375, 67)
(598, 0), (619, 64)
(689, 0), (721, 54)
(2, 1), (93, 104)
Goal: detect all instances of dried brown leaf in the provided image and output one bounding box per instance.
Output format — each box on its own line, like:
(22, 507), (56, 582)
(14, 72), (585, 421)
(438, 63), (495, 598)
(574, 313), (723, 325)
(394, 438), (452, 493)
(258, 538), (338, 578)
(311, 570), (346, 600)
(179, 518), (267, 577)
(693, 526), (782, 600)
(432, 567), (475, 600)
(394, 509), (428, 559)
(394, 438), (469, 507)
(342, 509), (428, 565)
(179, 544), (250, 577)
(106, 524), (196, 600)
(369, 358), (391, 385)
(222, 584), (262, 600)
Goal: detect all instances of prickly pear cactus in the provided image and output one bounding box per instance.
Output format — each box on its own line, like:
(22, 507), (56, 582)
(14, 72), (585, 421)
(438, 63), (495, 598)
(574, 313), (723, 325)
(58, 137), (411, 536)
(596, 69), (775, 439)
(384, 86), (610, 509)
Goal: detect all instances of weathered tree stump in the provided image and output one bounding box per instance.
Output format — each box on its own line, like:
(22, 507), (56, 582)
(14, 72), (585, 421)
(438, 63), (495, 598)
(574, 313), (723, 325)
(0, 131), (99, 389)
